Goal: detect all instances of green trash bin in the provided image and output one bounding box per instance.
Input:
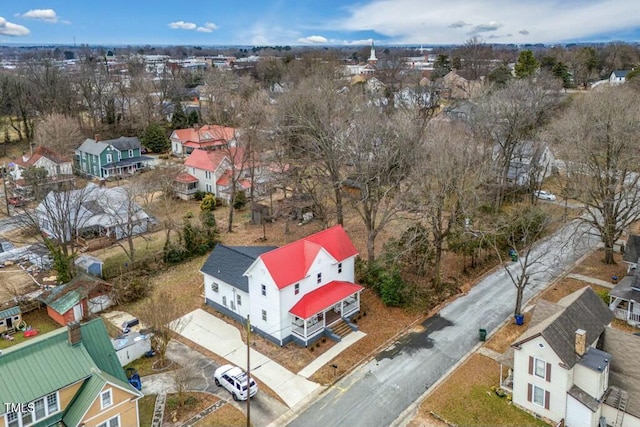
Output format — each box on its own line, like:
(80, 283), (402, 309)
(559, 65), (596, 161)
(479, 328), (487, 341)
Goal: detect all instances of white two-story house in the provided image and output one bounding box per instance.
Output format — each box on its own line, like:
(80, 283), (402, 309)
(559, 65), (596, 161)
(201, 225), (363, 346)
(178, 148), (251, 202)
(504, 287), (618, 426)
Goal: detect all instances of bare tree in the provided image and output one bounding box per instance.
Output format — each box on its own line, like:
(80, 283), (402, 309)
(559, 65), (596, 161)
(279, 72), (353, 226)
(33, 113), (83, 156)
(408, 122), (486, 288)
(486, 206), (554, 318)
(472, 78), (561, 207)
(551, 87), (640, 264)
(344, 108), (422, 265)
(138, 290), (189, 369)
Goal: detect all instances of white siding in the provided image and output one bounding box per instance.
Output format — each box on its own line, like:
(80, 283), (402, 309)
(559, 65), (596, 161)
(203, 274), (250, 319)
(247, 259), (282, 342)
(513, 337), (569, 423)
(573, 363), (608, 400)
(602, 404), (640, 427)
(566, 394), (598, 427)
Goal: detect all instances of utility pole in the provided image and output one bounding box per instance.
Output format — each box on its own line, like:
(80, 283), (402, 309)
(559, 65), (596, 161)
(246, 314), (251, 427)
(2, 163), (9, 216)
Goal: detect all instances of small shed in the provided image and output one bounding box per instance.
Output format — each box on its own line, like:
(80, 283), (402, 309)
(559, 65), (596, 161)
(75, 254), (104, 277)
(0, 306), (22, 333)
(112, 332), (152, 366)
(39, 274), (112, 326)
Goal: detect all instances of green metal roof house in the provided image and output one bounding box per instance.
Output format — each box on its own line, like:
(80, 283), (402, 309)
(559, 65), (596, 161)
(0, 318), (142, 427)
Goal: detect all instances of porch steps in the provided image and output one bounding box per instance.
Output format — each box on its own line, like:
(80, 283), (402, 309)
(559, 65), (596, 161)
(331, 320), (353, 339)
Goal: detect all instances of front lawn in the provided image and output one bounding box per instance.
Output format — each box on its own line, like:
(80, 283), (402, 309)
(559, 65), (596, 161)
(416, 354), (549, 427)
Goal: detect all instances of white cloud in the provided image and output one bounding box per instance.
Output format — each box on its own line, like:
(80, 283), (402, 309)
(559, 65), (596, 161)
(297, 35), (328, 44)
(196, 22), (219, 33)
(20, 9), (59, 23)
(168, 21), (197, 30)
(331, 0), (640, 44)
(0, 16), (30, 36)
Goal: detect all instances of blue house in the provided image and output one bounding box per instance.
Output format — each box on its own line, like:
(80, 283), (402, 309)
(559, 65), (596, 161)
(75, 136), (153, 179)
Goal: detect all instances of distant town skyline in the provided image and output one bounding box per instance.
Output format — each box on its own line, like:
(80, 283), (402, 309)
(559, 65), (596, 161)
(1, 0), (639, 47)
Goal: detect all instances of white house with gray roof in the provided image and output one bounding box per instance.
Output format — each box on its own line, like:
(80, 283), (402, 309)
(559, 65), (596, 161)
(499, 286), (640, 427)
(75, 136), (153, 179)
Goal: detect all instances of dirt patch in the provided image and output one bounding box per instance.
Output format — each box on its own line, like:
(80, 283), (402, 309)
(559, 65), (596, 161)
(570, 249), (626, 282)
(195, 402), (246, 426)
(163, 392), (219, 427)
(0, 265), (38, 304)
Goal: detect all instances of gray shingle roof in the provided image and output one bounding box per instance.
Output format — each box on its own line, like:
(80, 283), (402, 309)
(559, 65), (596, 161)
(578, 346), (611, 372)
(77, 138), (108, 156)
(106, 136), (141, 151)
(623, 234), (640, 265)
(201, 244), (277, 292)
(512, 287), (613, 368)
(568, 385), (600, 412)
(600, 327), (640, 418)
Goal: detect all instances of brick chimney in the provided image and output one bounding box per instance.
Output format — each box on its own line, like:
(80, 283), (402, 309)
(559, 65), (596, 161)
(575, 329), (587, 356)
(68, 321), (82, 346)
(94, 134), (101, 142)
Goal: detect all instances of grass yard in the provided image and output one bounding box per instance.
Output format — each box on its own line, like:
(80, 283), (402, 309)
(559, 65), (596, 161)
(0, 308), (60, 350)
(138, 394), (156, 427)
(124, 353), (179, 377)
(414, 354), (548, 427)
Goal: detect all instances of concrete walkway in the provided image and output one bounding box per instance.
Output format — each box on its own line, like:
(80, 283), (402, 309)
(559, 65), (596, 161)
(566, 273), (617, 289)
(297, 331), (366, 378)
(173, 309), (321, 408)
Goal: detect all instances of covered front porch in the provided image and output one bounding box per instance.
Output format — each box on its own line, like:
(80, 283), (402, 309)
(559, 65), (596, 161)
(609, 277), (640, 326)
(289, 281), (363, 346)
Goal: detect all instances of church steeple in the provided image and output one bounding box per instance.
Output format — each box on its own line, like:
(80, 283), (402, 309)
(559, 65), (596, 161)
(368, 39), (377, 63)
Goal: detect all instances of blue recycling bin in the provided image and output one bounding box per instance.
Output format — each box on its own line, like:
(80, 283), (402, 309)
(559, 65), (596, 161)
(515, 314), (524, 325)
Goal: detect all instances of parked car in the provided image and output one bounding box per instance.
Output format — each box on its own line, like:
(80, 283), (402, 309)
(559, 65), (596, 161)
(8, 196), (26, 207)
(534, 190), (557, 201)
(214, 364), (258, 401)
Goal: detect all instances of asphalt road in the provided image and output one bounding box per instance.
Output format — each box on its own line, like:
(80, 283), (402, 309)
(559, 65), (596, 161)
(287, 220), (599, 427)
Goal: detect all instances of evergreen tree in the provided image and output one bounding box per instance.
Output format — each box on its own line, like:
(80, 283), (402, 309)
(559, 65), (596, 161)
(141, 122), (170, 153)
(514, 50), (539, 78)
(432, 54), (452, 79)
(487, 64), (513, 87)
(171, 102), (189, 129)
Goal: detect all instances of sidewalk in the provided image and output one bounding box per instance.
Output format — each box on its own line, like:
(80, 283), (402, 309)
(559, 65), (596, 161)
(566, 273), (617, 289)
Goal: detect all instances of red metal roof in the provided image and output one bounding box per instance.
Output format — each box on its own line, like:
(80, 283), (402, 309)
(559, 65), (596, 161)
(289, 281), (363, 319)
(14, 145), (71, 167)
(184, 148), (227, 172)
(172, 125), (236, 144)
(175, 173), (198, 183)
(259, 225), (358, 289)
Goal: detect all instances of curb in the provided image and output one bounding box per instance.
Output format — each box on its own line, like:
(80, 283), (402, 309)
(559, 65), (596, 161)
(390, 243), (597, 427)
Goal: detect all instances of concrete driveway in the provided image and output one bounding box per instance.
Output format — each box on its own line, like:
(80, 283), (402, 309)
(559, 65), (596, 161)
(173, 309), (320, 408)
(142, 340), (287, 426)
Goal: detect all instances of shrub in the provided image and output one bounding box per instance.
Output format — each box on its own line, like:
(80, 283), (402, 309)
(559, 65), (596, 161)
(193, 190), (205, 201)
(233, 190), (247, 210)
(596, 289), (610, 306)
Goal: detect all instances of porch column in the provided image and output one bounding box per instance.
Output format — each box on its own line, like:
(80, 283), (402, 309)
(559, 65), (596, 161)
(304, 318), (307, 338)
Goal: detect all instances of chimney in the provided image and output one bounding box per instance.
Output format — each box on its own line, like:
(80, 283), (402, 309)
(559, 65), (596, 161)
(68, 321), (82, 346)
(575, 329), (587, 356)
(94, 134), (101, 142)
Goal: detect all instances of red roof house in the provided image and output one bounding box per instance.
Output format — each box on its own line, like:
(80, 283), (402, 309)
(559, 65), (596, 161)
(202, 225), (363, 346)
(170, 125), (237, 157)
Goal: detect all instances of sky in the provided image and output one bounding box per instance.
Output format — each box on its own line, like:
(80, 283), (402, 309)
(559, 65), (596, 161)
(1, 0), (639, 47)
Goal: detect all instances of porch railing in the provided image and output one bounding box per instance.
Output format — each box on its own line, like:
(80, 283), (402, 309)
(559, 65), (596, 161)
(343, 300), (359, 317)
(291, 320), (324, 339)
(613, 308), (628, 321)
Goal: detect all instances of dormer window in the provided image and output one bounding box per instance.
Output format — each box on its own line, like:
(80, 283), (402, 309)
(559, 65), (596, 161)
(317, 273), (322, 284)
(128, 149), (134, 157)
